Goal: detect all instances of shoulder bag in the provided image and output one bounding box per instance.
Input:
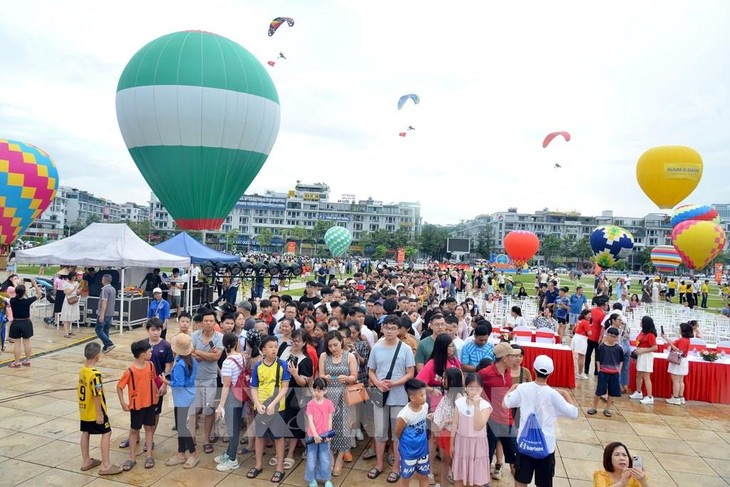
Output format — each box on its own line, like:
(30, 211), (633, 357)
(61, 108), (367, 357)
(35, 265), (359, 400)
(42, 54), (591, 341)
(370, 341), (402, 408)
(667, 349), (682, 365)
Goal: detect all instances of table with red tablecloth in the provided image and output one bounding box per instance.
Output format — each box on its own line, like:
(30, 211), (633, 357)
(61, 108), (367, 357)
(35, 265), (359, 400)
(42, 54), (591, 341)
(518, 342), (576, 389)
(629, 353), (730, 404)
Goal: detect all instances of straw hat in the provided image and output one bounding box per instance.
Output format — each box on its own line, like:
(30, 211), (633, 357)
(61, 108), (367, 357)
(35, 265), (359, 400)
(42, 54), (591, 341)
(56, 267), (70, 276)
(171, 333), (193, 356)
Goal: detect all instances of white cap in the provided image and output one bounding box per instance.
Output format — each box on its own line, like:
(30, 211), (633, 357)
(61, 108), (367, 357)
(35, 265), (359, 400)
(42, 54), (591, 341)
(533, 354), (554, 375)
(152, 287), (163, 294)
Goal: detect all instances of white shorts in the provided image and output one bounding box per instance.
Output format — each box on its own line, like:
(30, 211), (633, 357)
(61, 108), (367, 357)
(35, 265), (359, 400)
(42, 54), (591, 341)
(668, 357), (689, 376)
(571, 334), (588, 355)
(636, 352), (654, 373)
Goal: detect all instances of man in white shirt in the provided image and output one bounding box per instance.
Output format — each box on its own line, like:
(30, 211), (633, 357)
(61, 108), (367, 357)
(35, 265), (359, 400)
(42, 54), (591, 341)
(503, 355), (578, 487)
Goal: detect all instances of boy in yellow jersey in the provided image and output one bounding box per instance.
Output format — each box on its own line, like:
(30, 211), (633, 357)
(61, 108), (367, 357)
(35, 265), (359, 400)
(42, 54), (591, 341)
(78, 342), (122, 475)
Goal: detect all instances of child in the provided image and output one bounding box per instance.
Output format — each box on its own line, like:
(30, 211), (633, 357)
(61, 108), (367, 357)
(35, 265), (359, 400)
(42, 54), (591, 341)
(451, 373), (492, 487)
(164, 333), (199, 468)
(305, 377), (335, 487)
(176, 311), (193, 336)
(662, 322), (693, 405)
(432, 368), (463, 487)
(396, 379), (431, 487)
(247, 335), (291, 483)
(78, 342), (122, 475)
(587, 327), (623, 417)
(117, 340), (160, 471)
(571, 309), (592, 380)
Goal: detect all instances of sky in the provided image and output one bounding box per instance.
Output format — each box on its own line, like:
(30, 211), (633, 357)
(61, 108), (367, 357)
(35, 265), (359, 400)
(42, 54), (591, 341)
(1, 0), (730, 225)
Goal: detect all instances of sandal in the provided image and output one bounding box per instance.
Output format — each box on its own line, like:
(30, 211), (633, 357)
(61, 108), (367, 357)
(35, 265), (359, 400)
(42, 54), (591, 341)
(8, 362), (21, 368)
(247, 467), (263, 479)
(587, 408), (597, 415)
(428, 473), (436, 485)
(387, 472), (401, 483)
(144, 457), (155, 469)
(165, 455), (186, 466)
(119, 438), (139, 449)
(143, 442), (155, 452)
(387, 453), (395, 466)
(363, 448), (377, 460)
(208, 433), (219, 444)
(269, 456), (279, 466)
(80, 458), (101, 471)
(64, 334), (73, 338)
(368, 468), (383, 479)
(238, 447), (251, 455)
(222, 437), (230, 444)
(121, 460), (136, 471)
(603, 410), (613, 417)
(271, 470), (285, 483)
(203, 444), (214, 454)
(21, 360), (30, 367)
(184, 455), (200, 469)
(283, 457), (295, 470)
(99, 465), (123, 475)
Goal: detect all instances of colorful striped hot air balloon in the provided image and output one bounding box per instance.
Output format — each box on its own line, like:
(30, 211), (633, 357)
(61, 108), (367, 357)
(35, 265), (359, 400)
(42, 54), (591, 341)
(650, 245), (682, 274)
(116, 31), (280, 230)
(670, 204), (720, 228)
(0, 139), (59, 247)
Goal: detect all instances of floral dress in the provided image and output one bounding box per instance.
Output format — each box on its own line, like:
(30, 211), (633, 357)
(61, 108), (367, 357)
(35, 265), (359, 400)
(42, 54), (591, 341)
(324, 351), (352, 452)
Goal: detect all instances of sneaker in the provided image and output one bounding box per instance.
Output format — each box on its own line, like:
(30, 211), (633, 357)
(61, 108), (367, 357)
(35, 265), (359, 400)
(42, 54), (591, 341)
(639, 396), (654, 405)
(679, 397), (686, 404)
(491, 463), (502, 480)
(8, 362), (21, 368)
(325, 482), (333, 487)
(355, 429), (364, 441)
(666, 397), (682, 405)
(215, 458), (239, 472)
(629, 391), (644, 400)
(309, 482), (318, 487)
(214, 453), (229, 464)
(104, 344), (116, 354)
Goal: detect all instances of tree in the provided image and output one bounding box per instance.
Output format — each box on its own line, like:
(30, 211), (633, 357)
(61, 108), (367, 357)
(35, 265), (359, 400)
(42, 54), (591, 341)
(405, 245), (418, 260)
(540, 234), (563, 267)
(224, 229), (239, 252)
(575, 236), (593, 267)
(475, 226), (494, 258)
(285, 226), (311, 243)
(128, 220), (153, 241)
(312, 221), (334, 244)
(257, 228), (273, 249)
(373, 244), (388, 260)
(418, 224), (449, 260)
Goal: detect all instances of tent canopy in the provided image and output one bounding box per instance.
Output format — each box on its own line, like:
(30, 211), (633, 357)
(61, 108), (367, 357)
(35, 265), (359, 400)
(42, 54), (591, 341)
(16, 223), (190, 268)
(154, 232), (240, 264)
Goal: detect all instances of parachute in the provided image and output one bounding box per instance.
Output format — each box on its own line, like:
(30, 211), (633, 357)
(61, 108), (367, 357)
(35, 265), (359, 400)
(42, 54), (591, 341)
(268, 17), (295, 37)
(397, 94), (420, 110)
(542, 131), (570, 148)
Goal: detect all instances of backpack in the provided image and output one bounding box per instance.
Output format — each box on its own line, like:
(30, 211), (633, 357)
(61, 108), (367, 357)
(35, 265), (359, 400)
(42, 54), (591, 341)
(231, 356), (251, 403)
(517, 412), (550, 459)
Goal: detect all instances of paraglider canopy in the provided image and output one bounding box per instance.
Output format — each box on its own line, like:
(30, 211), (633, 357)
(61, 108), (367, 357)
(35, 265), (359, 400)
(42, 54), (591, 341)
(269, 17), (295, 37)
(397, 94), (420, 110)
(542, 131), (570, 148)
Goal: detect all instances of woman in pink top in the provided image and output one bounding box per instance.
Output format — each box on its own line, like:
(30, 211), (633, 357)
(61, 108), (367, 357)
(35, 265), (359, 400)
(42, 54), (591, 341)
(416, 334), (462, 412)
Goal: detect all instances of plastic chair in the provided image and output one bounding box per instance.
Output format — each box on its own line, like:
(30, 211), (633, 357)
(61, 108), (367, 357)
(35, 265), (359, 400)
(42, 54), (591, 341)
(535, 327), (556, 344)
(513, 326), (533, 343)
(715, 340), (730, 354)
(689, 337), (707, 351)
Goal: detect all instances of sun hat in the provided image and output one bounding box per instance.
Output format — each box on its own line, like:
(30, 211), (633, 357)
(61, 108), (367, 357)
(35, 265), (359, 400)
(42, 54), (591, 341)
(171, 333), (193, 356)
(494, 342), (521, 359)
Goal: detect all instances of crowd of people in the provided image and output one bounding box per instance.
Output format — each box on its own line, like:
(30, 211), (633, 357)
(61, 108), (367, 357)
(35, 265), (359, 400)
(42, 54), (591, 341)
(67, 263), (668, 486)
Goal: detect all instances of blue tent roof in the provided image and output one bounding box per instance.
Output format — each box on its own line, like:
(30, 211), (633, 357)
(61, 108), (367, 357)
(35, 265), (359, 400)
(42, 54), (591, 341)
(154, 232), (240, 264)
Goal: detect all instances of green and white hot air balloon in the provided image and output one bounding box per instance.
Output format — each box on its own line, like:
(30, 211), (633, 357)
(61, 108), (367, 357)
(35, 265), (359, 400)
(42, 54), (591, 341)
(324, 226), (352, 257)
(116, 31), (280, 230)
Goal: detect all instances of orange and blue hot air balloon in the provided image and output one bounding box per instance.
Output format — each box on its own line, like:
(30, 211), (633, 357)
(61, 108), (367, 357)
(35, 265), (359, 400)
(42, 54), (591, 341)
(0, 139), (59, 247)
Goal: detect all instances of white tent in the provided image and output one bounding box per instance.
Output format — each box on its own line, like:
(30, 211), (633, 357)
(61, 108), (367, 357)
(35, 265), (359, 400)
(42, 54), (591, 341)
(16, 223), (190, 333)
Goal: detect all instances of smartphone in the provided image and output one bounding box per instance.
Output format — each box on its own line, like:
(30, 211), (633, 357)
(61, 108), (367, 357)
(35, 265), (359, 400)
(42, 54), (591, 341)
(660, 326), (665, 335)
(632, 455), (643, 471)
(208, 340), (215, 350)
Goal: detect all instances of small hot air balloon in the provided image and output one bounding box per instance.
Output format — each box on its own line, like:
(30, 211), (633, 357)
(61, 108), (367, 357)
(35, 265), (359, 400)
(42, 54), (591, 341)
(590, 225), (634, 268)
(671, 220), (726, 270)
(503, 230), (539, 267)
(116, 31), (280, 230)
(324, 226), (352, 257)
(0, 139), (59, 248)
(542, 131), (570, 148)
(670, 204), (719, 228)
(636, 146), (703, 209)
(650, 245), (682, 274)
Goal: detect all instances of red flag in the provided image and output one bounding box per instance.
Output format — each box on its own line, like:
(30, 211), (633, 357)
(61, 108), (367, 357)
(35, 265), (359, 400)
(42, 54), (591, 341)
(267, 61), (275, 67)
(399, 132), (406, 137)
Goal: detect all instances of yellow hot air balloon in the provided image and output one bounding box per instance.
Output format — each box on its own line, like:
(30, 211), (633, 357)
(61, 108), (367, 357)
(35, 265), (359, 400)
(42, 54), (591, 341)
(671, 220), (726, 270)
(636, 146), (703, 209)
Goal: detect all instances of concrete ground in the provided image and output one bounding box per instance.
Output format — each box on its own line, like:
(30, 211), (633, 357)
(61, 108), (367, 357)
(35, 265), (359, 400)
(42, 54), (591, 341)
(0, 314), (729, 486)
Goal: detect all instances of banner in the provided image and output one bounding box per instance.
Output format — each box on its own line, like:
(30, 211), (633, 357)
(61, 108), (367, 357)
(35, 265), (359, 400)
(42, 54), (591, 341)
(396, 247), (405, 266)
(287, 241), (296, 254)
(714, 263), (723, 284)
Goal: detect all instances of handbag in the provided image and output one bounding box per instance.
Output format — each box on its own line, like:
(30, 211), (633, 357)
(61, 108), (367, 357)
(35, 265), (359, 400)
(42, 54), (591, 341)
(345, 383), (369, 406)
(667, 349), (682, 365)
(67, 295), (80, 305)
(370, 341), (402, 408)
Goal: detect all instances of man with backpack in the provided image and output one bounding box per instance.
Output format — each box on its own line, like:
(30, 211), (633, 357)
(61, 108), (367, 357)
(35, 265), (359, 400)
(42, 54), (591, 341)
(503, 355), (578, 487)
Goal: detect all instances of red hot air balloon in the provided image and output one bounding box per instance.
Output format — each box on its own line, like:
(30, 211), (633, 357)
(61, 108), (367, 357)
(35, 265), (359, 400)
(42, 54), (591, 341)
(504, 230), (540, 267)
(542, 131), (571, 148)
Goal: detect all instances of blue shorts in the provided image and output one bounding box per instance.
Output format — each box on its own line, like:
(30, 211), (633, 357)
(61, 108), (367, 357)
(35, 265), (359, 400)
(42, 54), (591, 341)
(400, 454), (430, 479)
(596, 371), (621, 398)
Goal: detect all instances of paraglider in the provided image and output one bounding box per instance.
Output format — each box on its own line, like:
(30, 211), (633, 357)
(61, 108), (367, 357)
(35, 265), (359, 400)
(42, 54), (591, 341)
(650, 245), (682, 274)
(116, 31), (281, 231)
(636, 146), (703, 209)
(542, 131), (570, 148)
(554, 163), (562, 169)
(324, 226), (352, 257)
(503, 230), (539, 267)
(0, 139), (59, 247)
(397, 94), (420, 110)
(408, 126), (415, 131)
(672, 220), (726, 270)
(278, 52), (286, 59)
(268, 17), (295, 37)
(670, 204), (719, 228)
(590, 225), (634, 268)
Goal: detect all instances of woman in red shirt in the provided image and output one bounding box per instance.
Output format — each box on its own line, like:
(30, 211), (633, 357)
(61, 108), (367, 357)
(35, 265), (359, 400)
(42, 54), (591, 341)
(630, 316), (658, 404)
(661, 322), (693, 405)
(571, 309), (592, 380)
